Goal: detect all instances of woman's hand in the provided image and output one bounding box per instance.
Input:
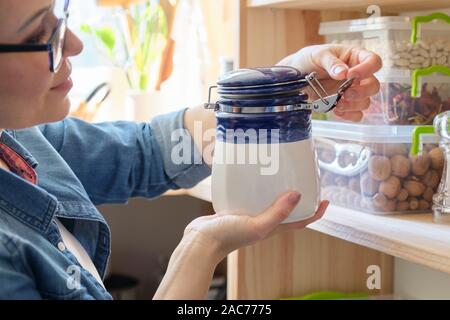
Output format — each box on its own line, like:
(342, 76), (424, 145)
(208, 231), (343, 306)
(184, 192), (329, 261)
(154, 192), (328, 299)
(278, 44), (383, 122)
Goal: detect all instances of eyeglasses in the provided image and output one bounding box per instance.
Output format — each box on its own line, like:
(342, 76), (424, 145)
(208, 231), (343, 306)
(0, 0), (70, 73)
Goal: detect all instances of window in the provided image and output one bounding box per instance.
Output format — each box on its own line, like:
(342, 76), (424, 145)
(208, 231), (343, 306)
(68, 0), (213, 122)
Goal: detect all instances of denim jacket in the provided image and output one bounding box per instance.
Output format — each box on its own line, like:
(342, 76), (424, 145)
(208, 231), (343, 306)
(0, 109), (211, 300)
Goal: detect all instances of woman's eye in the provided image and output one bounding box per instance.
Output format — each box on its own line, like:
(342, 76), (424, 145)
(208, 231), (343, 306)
(24, 16), (54, 44)
(24, 28), (47, 44)
(23, 10), (60, 44)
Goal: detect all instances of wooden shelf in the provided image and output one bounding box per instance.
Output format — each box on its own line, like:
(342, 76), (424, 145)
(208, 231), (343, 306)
(170, 178), (450, 275)
(310, 207), (450, 275)
(247, 0), (450, 12)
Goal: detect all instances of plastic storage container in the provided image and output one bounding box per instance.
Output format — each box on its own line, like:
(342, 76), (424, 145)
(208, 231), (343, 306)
(313, 120), (442, 214)
(319, 16), (450, 70)
(364, 69), (450, 125)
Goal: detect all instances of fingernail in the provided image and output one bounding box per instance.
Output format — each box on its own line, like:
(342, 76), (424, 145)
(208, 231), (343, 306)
(332, 65), (347, 75)
(288, 192), (301, 205)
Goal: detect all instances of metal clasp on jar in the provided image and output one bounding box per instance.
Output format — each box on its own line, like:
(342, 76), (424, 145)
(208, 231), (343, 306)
(204, 72), (354, 114)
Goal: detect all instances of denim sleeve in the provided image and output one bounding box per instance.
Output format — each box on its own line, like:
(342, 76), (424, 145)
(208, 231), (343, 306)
(0, 236), (42, 300)
(38, 108), (211, 205)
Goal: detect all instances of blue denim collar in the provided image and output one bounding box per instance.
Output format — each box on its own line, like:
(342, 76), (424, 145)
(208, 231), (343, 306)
(1, 130), (39, 168)
(0, 130), (57, 234)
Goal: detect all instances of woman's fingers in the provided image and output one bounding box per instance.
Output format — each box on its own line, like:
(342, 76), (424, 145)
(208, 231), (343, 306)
(347, 48), (383, 80)
(331, 76), (379, 122)
(269, 200), (330, 236)
(344, 76), (380, 101)
(316, 46), (382, 81)
(335, 97), (371, 112)
(315, 49), (350, 81)
(252, 191), (301, 237)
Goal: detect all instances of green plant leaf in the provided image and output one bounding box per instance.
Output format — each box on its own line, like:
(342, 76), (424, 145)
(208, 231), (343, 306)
(80, 24), (92, 34)
(80, 24), (116, 56)
(284, 291), (369, 300)
(141, 4), (168, 71)
(94, 27), (116, 53)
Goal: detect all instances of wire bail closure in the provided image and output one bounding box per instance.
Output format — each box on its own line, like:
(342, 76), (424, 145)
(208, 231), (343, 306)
(204, 72), (354, 114)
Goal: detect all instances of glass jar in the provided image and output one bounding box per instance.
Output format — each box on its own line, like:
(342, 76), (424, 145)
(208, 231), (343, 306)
(431, 112), (450, 223)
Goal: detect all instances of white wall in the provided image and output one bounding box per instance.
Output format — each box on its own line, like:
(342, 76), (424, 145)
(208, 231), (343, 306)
(394, 258), (450, 299)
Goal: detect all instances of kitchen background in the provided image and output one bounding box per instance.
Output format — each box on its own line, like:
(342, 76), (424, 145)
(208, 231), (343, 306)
(67, 0), (450, 299)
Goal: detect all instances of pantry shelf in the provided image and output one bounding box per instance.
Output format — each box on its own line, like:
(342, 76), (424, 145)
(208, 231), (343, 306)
(247, 0), (450, 12)
(168, 177), (450, 275)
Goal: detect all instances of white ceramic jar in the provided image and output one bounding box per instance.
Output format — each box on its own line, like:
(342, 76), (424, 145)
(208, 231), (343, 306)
(207, 67), (321, 223)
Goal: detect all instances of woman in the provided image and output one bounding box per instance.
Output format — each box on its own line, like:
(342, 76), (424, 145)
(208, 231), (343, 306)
(0, 0), (381, 300)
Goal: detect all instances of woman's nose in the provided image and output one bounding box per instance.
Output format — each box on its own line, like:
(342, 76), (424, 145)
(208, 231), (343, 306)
(63, 28), (84, 58)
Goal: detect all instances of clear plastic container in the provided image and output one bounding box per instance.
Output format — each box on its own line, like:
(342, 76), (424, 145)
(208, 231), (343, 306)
(313, 120), (442, 214)
(364, 69), (450, 125)
(319, 16), (450, 70)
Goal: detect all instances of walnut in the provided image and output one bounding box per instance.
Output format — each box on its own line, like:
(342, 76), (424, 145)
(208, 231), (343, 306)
(410, 152), (431, 176)
(360, 172), (381, 197)
(390, 155), (411, 178)
(373, 193), (388, 208)
(422, 170), (440, 189)
(404, 180), (426, 197)
(429, 147), (444, 170)
(409, 197), (419, 210)
(379, 176), (401, 199)
(396, 201), (410, 211)
(368, 156), (391, 181)
(418, 200), (430, 210)
(397, 188), (409, 201)
(423, 187), (434, 202)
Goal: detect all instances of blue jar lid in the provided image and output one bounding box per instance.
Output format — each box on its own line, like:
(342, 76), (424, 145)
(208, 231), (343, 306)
(218, 66), (306, 88)
(218, 93), (309, 107)
(216, 66), (309, 108)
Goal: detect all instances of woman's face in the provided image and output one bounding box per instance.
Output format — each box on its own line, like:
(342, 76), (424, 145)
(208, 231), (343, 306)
(0, 0), (83, 129)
